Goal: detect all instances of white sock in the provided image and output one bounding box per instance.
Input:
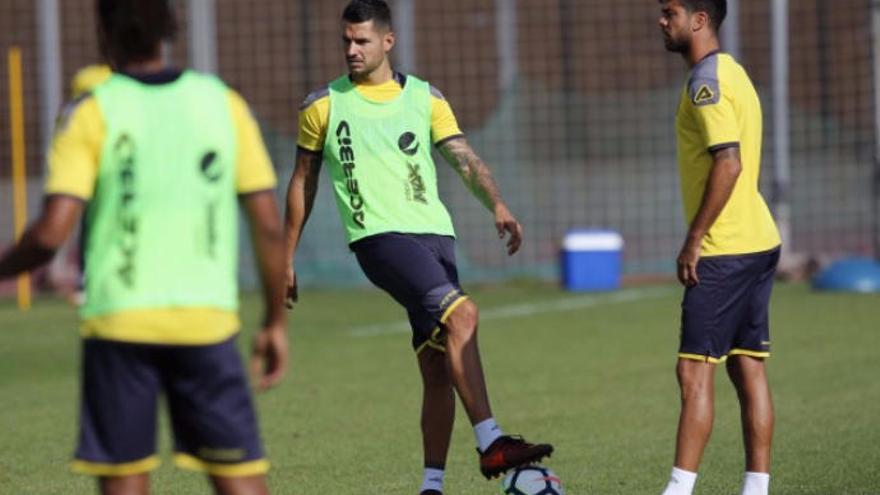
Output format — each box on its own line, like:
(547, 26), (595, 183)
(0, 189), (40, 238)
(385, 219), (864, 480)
(661, 467), (697, 495)
(420, 467), (445, 493)
(740, 471), (770, 495)
(473, 417), (503, 452)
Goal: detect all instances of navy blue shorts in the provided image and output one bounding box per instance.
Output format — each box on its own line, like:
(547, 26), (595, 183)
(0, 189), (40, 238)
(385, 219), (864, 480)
(351, 233), (468, 353)
(73, 337), (268, 477)
(679, 247), (780, 363)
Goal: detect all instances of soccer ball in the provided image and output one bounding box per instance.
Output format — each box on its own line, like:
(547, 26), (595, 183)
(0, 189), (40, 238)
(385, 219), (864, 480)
(501, 465), (565, 495)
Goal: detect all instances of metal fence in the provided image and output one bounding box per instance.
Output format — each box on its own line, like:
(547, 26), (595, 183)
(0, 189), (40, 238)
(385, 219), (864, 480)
(1, 0), (876, 290)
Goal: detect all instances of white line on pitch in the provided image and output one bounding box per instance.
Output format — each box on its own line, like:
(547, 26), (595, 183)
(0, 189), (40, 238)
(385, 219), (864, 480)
(348, 286), (676, 337)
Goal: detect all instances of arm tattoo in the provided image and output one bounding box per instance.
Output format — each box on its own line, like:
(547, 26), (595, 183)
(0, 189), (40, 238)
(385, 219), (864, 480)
(439, 137), (503, 211)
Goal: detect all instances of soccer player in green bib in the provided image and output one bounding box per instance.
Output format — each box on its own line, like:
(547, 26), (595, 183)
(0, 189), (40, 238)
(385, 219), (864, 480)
(284, 1), (552, 493)
(657, 2), (781, 495)
(0, 1), (288, 494)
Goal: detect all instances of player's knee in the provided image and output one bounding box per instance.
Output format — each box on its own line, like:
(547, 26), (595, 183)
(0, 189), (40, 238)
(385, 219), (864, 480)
(446, 300), (479, 336)
(676, 360), (713, 399)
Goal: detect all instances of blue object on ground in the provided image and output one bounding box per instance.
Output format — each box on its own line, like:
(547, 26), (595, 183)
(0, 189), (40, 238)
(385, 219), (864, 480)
(561, 229), (623, 291)
(812, 257), (880, 293)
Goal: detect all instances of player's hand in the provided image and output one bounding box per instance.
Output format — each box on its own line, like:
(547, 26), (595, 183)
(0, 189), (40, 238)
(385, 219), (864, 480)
(676, 237), (701, 287)
(250, 323), (288, 391)
(285, 266), (298, 309)
(494, 203), (523, 255)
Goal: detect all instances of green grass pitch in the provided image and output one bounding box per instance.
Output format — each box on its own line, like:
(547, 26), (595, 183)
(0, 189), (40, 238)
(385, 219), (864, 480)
(1, 282), (878, 494)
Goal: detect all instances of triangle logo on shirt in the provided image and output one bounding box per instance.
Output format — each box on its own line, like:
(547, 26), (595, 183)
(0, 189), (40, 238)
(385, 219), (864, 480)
(693, 84), (715, 105)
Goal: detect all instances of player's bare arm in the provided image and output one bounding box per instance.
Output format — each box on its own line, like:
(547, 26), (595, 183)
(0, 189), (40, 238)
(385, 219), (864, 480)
(241, 190), (289, 390)
(0, 195), (83, 280)
(439, 137), (523, 255)
(677, 146), (743, 286)
(283, 147), (323, 306)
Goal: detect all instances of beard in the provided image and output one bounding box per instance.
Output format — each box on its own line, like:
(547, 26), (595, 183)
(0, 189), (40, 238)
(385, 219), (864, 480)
(347, 59), (379, 78)
(663, 33), (690, 53)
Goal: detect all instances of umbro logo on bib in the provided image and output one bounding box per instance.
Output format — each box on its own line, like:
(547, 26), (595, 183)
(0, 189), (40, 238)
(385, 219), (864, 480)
(399, 131), (427, 204)
(199, 151), (222, 182)
(398, 132), (420, 156)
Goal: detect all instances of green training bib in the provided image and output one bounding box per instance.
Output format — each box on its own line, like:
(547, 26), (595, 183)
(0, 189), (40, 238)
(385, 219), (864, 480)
(83, 71), (239, 318)
(323, 74), (455, 244)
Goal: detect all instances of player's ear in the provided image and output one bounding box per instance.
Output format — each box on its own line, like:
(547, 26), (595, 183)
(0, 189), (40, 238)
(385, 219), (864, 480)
(691, 11), (709, 33)
(383, 30), (395, 53)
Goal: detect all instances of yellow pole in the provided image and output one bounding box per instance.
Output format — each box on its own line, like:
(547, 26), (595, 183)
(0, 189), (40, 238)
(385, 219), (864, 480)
(8, 47), (31, 311)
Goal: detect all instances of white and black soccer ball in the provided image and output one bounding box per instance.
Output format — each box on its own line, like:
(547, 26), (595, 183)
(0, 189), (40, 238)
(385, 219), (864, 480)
(501, 465), (565, 495)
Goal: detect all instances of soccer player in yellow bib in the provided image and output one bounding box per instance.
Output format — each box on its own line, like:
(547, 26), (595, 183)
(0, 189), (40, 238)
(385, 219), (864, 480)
(0, 1), (287, 494)
(285, 1), (552, 493)
(658, 1), (781, 495)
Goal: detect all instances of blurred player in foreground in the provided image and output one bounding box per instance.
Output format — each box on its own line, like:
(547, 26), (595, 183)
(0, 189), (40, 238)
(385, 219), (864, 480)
(658, 1), (781, 494)
(284, 1), (553, 493)
(0, 1), (287, 493)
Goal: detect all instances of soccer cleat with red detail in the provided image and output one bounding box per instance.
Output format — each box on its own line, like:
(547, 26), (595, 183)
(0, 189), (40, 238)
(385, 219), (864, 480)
(477, 435), (554, 479)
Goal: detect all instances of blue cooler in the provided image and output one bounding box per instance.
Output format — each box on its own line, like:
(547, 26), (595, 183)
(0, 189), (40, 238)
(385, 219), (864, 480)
(561, 229), (623, 291)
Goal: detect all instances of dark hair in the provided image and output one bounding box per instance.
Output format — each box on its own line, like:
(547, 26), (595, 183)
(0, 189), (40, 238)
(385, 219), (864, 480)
(342, 0), (392, 30)
(680, 0), (727, 30)
(97, 0), (178, 65)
